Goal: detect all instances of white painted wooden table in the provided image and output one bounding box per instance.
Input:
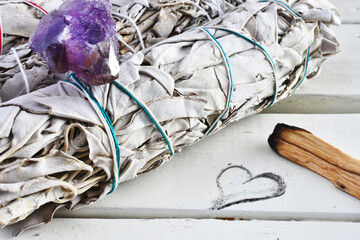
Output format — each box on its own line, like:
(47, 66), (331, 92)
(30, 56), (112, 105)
(1, 0), (360, 239)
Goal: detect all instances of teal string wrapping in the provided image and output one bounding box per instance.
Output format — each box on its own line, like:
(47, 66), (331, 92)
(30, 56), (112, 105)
(257, 0), (311, 94)
(65, 73), (121, 194)
(201, 28), (234, 135)
(112, 81), (174, 156)
(257, 0), (302, 18)
(213, 27), (278, 107)
(64, 73), (175, 194)
(292, 45), (311, 93)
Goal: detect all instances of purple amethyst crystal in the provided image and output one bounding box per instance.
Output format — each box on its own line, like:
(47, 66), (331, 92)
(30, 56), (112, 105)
(30, 0), (120, 85)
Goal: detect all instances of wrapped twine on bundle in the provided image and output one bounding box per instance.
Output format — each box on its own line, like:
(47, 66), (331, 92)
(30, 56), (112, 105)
(0, 0), (340, 234)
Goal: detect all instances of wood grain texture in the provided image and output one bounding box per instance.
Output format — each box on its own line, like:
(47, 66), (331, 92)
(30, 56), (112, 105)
(2, 219), (360, 240)
(268, 123), (360, 199)
(53, 114), (360, 221)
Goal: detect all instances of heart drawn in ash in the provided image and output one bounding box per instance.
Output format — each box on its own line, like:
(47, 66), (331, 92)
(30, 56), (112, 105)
(211, 165), (286, 210)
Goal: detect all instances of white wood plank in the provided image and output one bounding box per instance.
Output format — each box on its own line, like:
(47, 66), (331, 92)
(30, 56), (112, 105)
(1, 219), (360, 240)
(54, 114), (360, 221)
(331, 0), (360, 24)
(265, 95), (360, 113)
(267, 24), (360, 113)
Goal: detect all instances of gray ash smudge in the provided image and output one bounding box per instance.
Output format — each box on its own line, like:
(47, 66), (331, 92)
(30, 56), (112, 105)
(211, 165), (286, 210)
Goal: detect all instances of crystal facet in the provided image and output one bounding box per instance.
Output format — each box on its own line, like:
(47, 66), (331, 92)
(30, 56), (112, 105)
(30, 0), (120, 85)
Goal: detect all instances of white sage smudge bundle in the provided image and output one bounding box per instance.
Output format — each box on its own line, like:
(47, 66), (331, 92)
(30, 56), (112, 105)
(0, 0), (340, 234)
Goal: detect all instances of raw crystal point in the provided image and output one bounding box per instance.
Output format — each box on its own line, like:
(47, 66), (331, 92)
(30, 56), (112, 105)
(30, 0), (120, 85)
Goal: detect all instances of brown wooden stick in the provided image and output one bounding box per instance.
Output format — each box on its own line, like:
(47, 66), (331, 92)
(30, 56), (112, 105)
(268, 123), (360, 199)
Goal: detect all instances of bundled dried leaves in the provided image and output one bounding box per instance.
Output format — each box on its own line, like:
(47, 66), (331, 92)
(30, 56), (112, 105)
(0, 0), (339, 233)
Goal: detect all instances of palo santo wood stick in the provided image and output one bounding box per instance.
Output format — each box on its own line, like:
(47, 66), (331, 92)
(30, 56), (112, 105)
(268, 124), (360, 199)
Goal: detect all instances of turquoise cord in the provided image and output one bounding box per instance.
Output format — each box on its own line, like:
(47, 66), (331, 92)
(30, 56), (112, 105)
(292, 45), (311, 94)
(257, 0), (311, 94)
(65, 73), (121, 194)
(257, 0), (301, 18)
(64, 73), (175, 194)
(212, 27), (278, 107)
(201, 28), (234, 135)
(112, 81), (174, 156)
